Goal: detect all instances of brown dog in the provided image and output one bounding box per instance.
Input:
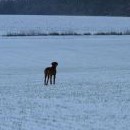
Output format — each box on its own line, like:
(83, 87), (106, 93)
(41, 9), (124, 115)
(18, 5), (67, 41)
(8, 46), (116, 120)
(44, 62), (58, 85)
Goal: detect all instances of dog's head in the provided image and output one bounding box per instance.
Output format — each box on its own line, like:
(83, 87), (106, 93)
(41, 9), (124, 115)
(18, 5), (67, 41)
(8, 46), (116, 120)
(51, 62), (58, 67)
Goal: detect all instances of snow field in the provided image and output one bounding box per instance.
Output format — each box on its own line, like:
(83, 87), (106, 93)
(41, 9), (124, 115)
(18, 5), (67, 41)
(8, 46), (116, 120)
(0, 35), (130, 130)
(0, 15), (130, 36)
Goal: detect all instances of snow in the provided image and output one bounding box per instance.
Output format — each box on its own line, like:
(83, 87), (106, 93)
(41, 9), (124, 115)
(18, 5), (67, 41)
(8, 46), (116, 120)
(0, 15), (130, 130)
(0, 15), (130, 35)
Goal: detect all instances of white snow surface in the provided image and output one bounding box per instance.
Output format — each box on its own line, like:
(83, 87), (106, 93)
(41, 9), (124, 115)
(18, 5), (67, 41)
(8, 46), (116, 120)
(0, 15), (130, 130)
(0, 15), (130, 35)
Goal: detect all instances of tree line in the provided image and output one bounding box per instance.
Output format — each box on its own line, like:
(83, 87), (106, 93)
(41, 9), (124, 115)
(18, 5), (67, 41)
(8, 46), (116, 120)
(0, 0), (130, 16)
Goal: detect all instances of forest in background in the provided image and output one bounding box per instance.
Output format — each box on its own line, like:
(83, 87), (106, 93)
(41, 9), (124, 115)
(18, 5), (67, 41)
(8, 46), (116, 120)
(0, 0), (130, 16)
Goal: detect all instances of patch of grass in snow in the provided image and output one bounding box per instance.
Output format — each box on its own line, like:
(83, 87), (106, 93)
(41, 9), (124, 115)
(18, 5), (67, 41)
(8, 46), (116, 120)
(3, 30), (130, 37)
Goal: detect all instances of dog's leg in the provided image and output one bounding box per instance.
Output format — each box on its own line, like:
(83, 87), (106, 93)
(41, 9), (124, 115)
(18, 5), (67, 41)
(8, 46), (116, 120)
(46, 75), (49, 85)
(44, 74), (47, 85)
(53, 74), (56, 84)
(50, 75), (52, 84)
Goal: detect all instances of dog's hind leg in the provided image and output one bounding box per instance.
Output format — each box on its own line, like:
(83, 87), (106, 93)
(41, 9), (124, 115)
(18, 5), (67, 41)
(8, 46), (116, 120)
(44, 73), (47, 85)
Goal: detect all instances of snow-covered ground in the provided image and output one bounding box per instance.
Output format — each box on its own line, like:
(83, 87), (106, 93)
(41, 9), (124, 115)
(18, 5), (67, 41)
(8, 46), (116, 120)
(0, 35), (130, 130)
(0, 15), (130, 130)
(0, 15), (130, 35)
